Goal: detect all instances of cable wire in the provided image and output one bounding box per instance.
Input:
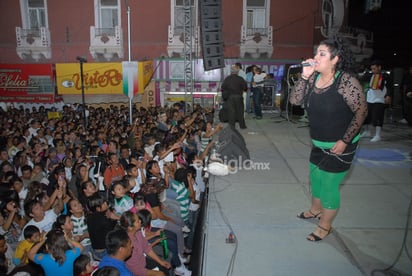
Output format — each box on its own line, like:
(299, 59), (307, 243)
(370, 192), (412, 276)
(209, 175), (238, 276)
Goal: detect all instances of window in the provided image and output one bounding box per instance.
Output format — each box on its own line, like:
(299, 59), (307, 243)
(98, 0), (119, 34)
(28, 0), (46, 29)
(246, 0), (267, 36)
(174, 0), (195, 33)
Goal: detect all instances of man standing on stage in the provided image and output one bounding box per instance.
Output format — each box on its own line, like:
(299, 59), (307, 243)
(221, 65), (248, 129)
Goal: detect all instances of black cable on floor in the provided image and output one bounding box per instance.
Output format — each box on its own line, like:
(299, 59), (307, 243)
(370, 192), (412, 276)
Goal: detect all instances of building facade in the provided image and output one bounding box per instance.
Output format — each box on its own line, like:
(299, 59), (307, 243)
(0, 0), (373, 106)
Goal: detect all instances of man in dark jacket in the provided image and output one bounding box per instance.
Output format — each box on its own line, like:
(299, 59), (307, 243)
(220, 66), (248, 129)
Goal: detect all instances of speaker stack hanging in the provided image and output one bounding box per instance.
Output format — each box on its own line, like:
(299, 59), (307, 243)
(199, 0), (224, 71)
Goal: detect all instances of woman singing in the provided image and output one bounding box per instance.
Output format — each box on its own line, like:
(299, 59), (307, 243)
(290, 37), (367, 241)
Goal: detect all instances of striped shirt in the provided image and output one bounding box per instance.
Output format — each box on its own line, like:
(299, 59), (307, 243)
(200, 131), (211, 153)
(170, 179), (190, 222)
(71, 215), (91, 247)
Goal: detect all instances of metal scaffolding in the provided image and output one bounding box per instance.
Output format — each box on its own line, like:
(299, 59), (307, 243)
(183, 0), (194, 113)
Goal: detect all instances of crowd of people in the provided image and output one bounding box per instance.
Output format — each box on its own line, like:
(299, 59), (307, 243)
(0, 102), (218, 276)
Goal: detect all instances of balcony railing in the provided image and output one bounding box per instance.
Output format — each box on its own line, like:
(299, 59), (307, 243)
(16, 27), (50, 47)
(89, 25), (123, 60)
(246, 27), (268, 36)
(93, 27), (117, 37)
(15, 27), (51, 60)
(240, 25), (273, 58)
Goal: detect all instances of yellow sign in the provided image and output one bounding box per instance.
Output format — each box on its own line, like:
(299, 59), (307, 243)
(138, 60), (153, 94)
(47, 111), (62, 119)
(56, 63), (123, 95)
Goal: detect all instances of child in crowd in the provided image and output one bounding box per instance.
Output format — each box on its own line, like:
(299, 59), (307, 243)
(110, 179), (133, 217)
(170, 168), (191, 229)
(0, 192), (25, 250)
(133, 195), (191, 276)
(125, 163), (143, 194)
(68, 199), (92, 254)
(74, 254), (98, 276)
(86, 193), (118, 261)
(140, 208), (191, 276)
(119, 210), (171, 276)
(78, 179), (98, 214)
(9, 175), (28, 217)
(13, 225), (41, 265)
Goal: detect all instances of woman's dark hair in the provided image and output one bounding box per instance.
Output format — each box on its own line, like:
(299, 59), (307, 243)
(174, 168), (189, 188)
(319, 37), (356, 74)
(87, 192), (106, 212)
(73, 254), (91, 276)
(119, 210), (136, 230)
(186, 166), (197, 179)
(52, 214), (69, 231)
(137, 209), (152, 228)
(45, 229), (70, 265)
(132, 193), (146, 205)
(145, 160), (158, 179)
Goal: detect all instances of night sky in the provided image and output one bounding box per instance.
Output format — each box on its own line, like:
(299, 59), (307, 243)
(348, 0), (412, 68)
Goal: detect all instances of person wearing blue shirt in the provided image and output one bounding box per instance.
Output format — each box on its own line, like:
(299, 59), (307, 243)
(28, 229), (83, 276)
(98, 229), (133, 276)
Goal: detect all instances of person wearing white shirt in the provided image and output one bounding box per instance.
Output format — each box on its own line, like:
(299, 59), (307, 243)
(251, 66), (267, 119)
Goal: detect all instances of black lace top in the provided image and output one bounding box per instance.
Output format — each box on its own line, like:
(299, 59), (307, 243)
(290, 72), (367, 144)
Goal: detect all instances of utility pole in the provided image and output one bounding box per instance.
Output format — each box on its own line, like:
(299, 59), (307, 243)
(76, 56), (87, 128)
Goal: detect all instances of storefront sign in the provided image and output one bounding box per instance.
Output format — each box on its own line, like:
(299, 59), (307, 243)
(56, 63), (123, 94)
(0, 64), (54, 103)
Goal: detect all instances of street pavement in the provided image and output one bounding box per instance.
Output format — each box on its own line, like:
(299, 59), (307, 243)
(202, 109), (412, 276)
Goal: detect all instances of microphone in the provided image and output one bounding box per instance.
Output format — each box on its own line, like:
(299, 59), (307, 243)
(289, 62), (315, 68)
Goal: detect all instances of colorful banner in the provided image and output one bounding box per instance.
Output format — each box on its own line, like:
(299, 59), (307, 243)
(0, 64), (54, 103)
(56, 63), (123, 95)
(122, 61), (138, 99)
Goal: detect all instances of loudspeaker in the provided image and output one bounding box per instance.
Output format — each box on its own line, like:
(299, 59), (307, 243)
(200, 0), (224, 71)
(217, 125), (250, 161)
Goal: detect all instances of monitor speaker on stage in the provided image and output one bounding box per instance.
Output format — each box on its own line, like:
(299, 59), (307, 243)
(217, 125), (250, 161)
(200, 0), (224, 71)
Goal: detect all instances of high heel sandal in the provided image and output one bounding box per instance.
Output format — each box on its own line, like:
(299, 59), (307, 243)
(307, 225), (333, 242)
(297, 210), (321, 220)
